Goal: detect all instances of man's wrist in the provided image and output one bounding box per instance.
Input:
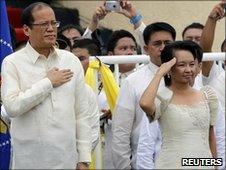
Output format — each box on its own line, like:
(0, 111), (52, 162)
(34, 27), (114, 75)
(130, 13), (142, 25)
(208, 15), (218, 22)
(129, 9), (138, 19)
(88, 20), (98, 32)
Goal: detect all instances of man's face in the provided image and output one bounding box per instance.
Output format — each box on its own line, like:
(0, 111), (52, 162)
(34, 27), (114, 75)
(62, 28), (82, 46)
(72, 47), (90, 73)
(24, 7), (57, 49)
(110, 37), (137, 73)
(183, 28), (203, 44)
(144, 31), (174, 66)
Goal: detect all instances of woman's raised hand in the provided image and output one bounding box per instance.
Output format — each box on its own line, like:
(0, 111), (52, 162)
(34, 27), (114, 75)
(156, 58), (176, 77)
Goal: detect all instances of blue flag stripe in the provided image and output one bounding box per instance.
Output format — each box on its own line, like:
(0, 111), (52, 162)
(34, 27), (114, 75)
(0, 0), (12, 169)
(0, 0), (13, 71)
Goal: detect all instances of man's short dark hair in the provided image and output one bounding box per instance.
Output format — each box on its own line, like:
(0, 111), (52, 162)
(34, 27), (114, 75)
(107, 29), (137, 52)
(143, 22), (176, 45)
(21, 2), (51, 27)
(161, 40), (203, 86)
(72, 38), (101, 56)
(58, 24), (84, 37)
(182, 22), (204, 38)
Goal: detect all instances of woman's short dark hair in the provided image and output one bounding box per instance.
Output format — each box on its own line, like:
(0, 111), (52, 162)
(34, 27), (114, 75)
(160, 40), (203, 86)
(107, 29), (137, 52)
(21, 2), (51, 27)
(143, 22), (176, 45)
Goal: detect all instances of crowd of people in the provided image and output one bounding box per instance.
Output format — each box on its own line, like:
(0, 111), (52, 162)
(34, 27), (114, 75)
(1, 0), (225, 169)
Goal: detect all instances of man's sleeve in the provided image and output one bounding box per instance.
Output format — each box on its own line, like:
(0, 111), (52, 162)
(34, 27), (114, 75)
(134, 22), (146, 54)
(111, 79), (135, 169)
(215, 102), (225, 169)
(86, 86), (100, 151)
(74, 63), (92, 163)
(137, 116), (158, 169)
(82, 28), (92, 39)
(202, 62), (224, 86)
(1, 58), (53, 117)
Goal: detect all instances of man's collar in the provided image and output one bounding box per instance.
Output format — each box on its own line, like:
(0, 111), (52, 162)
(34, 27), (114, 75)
(148, 61), (159, 73)
(25, 42), (57, 64)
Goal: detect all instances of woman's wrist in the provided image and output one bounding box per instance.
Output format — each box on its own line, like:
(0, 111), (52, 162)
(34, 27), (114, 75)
(155, 70), (165, 78)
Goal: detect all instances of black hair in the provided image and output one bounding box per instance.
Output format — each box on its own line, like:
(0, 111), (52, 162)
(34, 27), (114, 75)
(221, 39), (226, 52)
(58, 24), (84, 37)
(56, 34), (71, 50)
(91, 27), (113, 55)
(72, 38), (101, 56)
(21, 2), (51, 27)
(143, 22), (176, 45)
(182, 22), (204, 38)
(106, 29), (137, 52)
(161, 40), (203, 86)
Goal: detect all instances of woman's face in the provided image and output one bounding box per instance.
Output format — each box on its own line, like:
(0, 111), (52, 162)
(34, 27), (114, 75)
(171, 50), (196, 85)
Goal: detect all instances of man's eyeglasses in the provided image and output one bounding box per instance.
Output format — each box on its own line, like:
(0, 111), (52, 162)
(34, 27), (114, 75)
(31, 21), (60, 29)
(149, 40), (173, 48)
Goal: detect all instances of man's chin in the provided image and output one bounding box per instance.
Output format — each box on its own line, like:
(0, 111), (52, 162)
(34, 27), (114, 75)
(45, 41), (57, 47)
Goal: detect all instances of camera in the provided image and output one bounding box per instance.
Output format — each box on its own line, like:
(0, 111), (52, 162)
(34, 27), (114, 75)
(105, 1), (121, 12)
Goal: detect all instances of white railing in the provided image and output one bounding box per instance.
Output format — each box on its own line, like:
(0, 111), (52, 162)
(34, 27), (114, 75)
(202, 52), (225, 61)
(90, 52), (225, 63)
(90, 52), (225, 83)
(90, 55), (150, 64)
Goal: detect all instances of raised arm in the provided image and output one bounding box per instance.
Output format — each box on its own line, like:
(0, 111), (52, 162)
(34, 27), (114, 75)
(118, 0), (146, 53)
(88, 5), (108, 32)
(139, 58), (176, 120)
(200, 1), (225, 77)
(83, 5), (108, 39)
(118, 0), (142, 29)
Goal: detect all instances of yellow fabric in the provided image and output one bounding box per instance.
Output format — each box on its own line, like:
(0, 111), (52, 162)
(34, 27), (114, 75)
(89, 152), (96, 170)
(85, 60), (119, 112)
(86, 60), (119, 170)
(0, 118), (7, 134)
(85, 60), (100, 90)
(99, 64), (119, 112)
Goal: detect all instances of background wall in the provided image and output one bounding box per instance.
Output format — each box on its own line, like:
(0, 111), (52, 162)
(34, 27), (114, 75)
(59, 0), (225, 52)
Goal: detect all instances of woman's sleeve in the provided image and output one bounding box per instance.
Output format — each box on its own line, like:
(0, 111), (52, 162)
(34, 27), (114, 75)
(151, 88), (172, 121)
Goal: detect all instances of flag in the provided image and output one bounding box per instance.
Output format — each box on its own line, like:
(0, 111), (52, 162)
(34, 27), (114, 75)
(0, 0), (13, 71)
(0, 0), (13, 169)
(0, 116), (11, 170)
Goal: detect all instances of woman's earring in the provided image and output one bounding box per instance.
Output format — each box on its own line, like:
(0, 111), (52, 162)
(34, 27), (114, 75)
(167, 73), (171, 78)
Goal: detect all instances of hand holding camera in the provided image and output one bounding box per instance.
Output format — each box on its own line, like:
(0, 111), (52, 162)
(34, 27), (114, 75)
(104, 0), (138, 19)
(105, 0), (122, 12)
(208, 0), (226, 21)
